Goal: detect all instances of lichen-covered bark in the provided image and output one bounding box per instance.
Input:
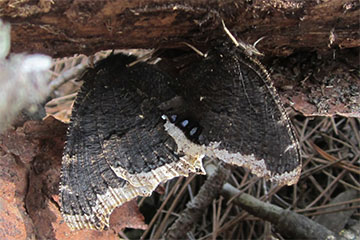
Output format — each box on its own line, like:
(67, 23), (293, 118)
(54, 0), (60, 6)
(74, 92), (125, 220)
(1, 0), (359, 58)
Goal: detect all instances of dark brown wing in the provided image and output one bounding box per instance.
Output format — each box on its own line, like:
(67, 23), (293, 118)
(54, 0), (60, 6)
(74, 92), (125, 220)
(165, 44), (301, 186)
(60, 54), (204, 230)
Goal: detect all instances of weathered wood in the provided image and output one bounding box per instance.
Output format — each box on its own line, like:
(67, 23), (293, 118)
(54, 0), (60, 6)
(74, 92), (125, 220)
(1, 0), (359, 117)
(1, 0), (359, 57)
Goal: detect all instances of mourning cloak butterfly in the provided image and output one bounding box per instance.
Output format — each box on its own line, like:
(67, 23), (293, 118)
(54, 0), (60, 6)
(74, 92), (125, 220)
(60, 45), (301, 230)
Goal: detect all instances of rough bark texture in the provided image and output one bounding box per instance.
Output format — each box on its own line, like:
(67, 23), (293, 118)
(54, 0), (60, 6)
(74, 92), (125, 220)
(1, 0), (359, 58)
(1, 0), (359, 117)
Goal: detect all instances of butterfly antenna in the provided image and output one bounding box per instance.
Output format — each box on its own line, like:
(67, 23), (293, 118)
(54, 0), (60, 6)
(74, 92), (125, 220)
(182, 42), (208, 58)
(221, 19), (264, 56)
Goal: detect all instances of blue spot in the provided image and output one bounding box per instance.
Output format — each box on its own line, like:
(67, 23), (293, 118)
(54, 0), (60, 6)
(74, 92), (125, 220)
(189, 127), (198, 136)
(181, 120), (189, 127)
(170, 114), (177, 123)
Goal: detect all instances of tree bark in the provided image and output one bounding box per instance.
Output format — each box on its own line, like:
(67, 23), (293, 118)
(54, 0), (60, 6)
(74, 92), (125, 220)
(1, 0), (359, 58)
(1, 1), (359, 116)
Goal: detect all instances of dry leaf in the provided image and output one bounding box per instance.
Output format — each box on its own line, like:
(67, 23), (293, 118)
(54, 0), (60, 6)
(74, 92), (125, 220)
(110, 200), (148, 233)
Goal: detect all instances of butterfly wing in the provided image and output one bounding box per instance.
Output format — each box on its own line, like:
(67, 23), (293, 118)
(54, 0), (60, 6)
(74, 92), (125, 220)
(167, 44), (301, 186)
(60, 54), (204, 230)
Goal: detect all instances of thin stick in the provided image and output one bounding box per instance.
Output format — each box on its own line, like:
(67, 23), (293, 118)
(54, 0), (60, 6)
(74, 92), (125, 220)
(296, 198), (360, 213)
(306, 156), (358, 209)
(140, 177), (184, 239)
(222, 182), (342, 239)
(152, 174), (196, 239)
(164, 164), (230, 240)
(182, 42), (208, 57)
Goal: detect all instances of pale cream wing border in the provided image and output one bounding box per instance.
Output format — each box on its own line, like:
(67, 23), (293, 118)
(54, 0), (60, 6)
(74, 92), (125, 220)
(61, 174), (153, 230)
(162, 116), (301, 186)
(103, 141), (205, 188)
(61, 152), (205, 231)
